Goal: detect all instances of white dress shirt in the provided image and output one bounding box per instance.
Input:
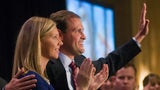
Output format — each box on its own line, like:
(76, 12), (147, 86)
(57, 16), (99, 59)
(59, 52), (74, 90)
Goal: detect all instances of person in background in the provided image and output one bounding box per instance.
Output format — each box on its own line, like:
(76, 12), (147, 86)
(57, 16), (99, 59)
(143, 73), (160, 90)
(113, 63), (137, 90)
(46, 3), (149, 90)
(98, 76), (115, 90)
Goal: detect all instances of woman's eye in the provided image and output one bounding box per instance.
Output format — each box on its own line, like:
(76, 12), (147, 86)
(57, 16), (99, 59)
(53, 35), (60, 40)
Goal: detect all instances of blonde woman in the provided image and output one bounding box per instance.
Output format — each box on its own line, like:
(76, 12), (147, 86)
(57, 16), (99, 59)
(12, 16), (63, 90)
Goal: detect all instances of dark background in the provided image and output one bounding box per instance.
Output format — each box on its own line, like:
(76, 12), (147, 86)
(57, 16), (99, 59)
(0, 0), (66, 81)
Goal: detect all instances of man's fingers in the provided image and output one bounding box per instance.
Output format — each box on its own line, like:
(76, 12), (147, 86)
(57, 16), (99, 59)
(19, 84), (36, 90)
(92, 67), (96, 78)
(142, 3), (147, 24)
(144, 20), (149, 29)
(141, 19), (150, 35)
(85, 59), (92, 74)
(19, 79), (37, 86)
(13, 69), (24, 78)
(145, 19), (150, 26)
(75, 67), (79, 78)
(80, 58), (87, 70)
(140, 3), (147, 25)
(80, 58), (92, 73)
(103, 64), (109, 79)
(19, 74), (36, 82)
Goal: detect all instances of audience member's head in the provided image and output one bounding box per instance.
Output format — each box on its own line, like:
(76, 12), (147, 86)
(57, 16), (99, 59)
(143, 73), (160, 90)
(113, 63), (137, 90)
(99, 76), (115, 90)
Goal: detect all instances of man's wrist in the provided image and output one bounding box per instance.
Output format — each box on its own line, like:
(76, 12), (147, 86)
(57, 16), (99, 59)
(132, 37), (141, 47)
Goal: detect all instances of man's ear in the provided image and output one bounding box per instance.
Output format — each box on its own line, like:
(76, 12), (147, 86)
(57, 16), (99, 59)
(58, 29), (63, 40)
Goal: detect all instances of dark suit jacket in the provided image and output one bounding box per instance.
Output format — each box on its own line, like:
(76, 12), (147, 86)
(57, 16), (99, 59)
(46, 39), (141, 90)
(0, 77), (7, 90)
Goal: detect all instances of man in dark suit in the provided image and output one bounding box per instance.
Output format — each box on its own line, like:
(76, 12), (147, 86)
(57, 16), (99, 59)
(46, 3), (149, 90)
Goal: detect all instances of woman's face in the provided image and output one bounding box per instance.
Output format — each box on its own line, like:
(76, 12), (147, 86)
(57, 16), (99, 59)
(41, 27), (63, 59)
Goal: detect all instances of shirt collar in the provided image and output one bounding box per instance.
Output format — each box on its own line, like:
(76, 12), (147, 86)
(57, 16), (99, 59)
(59, 52), (73, 68)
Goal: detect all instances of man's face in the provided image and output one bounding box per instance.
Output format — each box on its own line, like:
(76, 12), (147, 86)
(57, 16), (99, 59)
(114, 67), (136, 90)
(60, 18), (86, 57)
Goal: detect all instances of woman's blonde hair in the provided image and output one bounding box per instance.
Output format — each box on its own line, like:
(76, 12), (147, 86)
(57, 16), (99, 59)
(12, 16), (56, 78)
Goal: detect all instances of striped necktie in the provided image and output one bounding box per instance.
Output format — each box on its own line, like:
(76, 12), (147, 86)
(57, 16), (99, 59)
(69, 61), (77, 90)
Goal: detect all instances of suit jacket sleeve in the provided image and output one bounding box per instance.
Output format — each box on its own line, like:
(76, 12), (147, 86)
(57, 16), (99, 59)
(0, 77), (7, 90)
(76, 39), (141, 77)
